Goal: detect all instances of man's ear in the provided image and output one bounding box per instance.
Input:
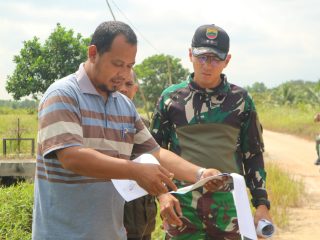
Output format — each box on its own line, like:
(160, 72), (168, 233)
(88, 45), (98, 63)
(133, 84), (139, 95)
(224, 54), (232, 67)
(188, 48), (193, 62)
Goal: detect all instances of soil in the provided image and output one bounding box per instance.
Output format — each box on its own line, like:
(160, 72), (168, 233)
(263, 130), (320, 240)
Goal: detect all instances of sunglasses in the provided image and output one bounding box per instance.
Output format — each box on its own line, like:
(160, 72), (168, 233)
(194, 55), (223, 66)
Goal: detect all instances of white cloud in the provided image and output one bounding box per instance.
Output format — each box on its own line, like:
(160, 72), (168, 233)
(1, 0), (319, 99)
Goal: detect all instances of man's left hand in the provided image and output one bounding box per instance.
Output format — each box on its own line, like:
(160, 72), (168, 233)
(201, 168), (228, 192)
(157, 193), (183, 227)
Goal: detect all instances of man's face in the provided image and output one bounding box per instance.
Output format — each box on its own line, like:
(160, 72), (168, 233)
(89, 34), (137, 94)
(189, 48), (231, 89)
(118, 71), (138, 100)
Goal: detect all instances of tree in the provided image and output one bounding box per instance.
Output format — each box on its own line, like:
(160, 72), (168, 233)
(134, 54), (189, 109)
(6, 23), (90, 100)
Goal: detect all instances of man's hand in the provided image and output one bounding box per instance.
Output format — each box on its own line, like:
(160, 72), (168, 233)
(200, 168), (228, 192)
(254, 205), (272, 226)
(133, 163), (177, 196)
(158, 193), (183, 226)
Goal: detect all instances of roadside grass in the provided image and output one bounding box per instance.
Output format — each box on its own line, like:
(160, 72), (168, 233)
(0, 156), (305, 239)
(257, 103), (318, 141)
(263, 161), (305, 228)
(0, 105), (308, 239)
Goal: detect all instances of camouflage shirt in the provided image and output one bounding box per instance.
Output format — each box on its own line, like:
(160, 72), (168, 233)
(150, 73), (269, 208)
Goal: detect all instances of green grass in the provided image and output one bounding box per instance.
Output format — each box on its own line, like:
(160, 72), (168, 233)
(0, 104), (309, 238)
(0, 162), (305, 239)
(262, 162), (305, 228)
(257, 103), (319, 140)
(0, 113), (38, 158)
(0, 182), (34, 240)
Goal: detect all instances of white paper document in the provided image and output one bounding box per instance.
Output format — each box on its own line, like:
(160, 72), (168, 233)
(171, 173), (257, 239)
(170, 173), (230, 194)
(230, 173), (257, 240)
(112, 160), (273, 239)
(111, 154), (160, 202)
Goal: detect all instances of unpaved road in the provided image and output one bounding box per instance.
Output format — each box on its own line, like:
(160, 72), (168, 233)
(263, 130), (320, 240)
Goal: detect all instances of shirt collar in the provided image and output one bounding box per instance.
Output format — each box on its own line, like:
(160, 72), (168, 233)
(188, 73), (230, 95)
(75, 63), (120, 98)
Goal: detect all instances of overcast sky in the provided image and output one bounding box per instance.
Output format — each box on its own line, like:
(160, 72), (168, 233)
(1, 0), (319, 100)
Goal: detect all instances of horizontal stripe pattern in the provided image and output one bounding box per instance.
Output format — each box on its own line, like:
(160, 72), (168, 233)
(39, 109), (81, 129)
(37, 174), (109, 184)
(83, 138), (134, 156)
(38, 121), (83, 144)
(38, 95), (77, 113)
(37, 73), (158, 184)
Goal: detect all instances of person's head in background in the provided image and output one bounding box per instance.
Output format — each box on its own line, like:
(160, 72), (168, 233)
(189, 24), (231, 89)
(118, 69), (139, 100)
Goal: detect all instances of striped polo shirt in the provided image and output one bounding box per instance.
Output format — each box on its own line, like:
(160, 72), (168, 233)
(32, 64), (159, 240)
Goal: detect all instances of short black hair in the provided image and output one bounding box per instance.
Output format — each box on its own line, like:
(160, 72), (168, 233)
(90, 21), (137, 55)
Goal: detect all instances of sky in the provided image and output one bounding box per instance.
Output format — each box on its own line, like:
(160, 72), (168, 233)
(1, 0), (319, 100)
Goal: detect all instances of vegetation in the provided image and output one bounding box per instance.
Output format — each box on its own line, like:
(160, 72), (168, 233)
(248, 80), (320, 140)
(0, 161), (304, 239)
(6, 24), (90, 100)
(264, 162), (305, 228)
(1, 23), (318, 238)
(0, 112), (37, 158)
(0, 182), (33, 240)
(134, 54), (189, 110)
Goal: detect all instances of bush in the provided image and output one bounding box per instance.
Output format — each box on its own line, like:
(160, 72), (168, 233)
(0, 182), (34, 240)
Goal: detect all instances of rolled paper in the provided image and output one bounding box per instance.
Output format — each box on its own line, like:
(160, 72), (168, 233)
(256, 219), (275, 238)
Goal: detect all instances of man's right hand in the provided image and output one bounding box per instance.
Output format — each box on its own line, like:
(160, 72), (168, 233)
(132, 163), (177, 196)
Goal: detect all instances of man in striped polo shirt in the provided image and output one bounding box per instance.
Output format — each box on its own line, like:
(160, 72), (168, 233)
(32, 21), (221, 240)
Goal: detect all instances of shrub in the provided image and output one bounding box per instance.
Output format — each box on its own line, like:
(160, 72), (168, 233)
(0, 182), (34, 240)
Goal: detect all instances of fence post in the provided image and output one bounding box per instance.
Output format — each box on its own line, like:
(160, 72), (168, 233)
(31, 138), (35, 156)
(3, 139), (7, 156)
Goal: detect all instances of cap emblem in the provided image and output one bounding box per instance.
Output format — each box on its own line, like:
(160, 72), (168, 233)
(206, 28), (218, 39)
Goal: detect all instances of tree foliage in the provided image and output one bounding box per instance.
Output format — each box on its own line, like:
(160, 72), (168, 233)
(134, 54), (189, 109)
(6, 23), (90, 100)
(248, 79), (320, 107)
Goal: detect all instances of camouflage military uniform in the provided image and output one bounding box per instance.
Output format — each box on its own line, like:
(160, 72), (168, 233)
(150, 73), (269, 240)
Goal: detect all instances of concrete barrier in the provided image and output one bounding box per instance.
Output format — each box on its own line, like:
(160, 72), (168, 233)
(0, 159), (36, 177)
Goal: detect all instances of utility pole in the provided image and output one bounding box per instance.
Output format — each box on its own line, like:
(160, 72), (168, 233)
(106, 0), (116, 20)
(167, 57), (172, 85)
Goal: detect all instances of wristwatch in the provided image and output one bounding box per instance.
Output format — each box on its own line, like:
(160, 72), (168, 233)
(252, 198), (271, 210)
(196, 168), (206, 182)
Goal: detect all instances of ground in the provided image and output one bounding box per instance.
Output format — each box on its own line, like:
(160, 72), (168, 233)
(263, 130), (320, 240)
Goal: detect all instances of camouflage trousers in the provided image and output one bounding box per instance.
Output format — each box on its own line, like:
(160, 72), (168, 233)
(164, 190), (241, 240)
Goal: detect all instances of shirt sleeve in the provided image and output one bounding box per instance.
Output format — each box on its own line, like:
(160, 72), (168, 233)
(240, 95), (270, 208)
(131, 115), (160, 157)
(38, 90), (83, 158)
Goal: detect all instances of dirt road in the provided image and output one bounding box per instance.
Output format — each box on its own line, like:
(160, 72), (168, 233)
(263, 130), (320, 240)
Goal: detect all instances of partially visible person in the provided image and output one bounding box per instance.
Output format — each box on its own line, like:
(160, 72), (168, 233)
(314, 113), (320, 165)
(32, 21), (221, 240)
(150, 24), (272, 239)
(119, 70), (157, 240)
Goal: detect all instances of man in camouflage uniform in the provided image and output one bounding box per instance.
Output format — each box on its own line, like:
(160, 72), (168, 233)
(314, 113), (320, 165)
(150, 24), (272, 239)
